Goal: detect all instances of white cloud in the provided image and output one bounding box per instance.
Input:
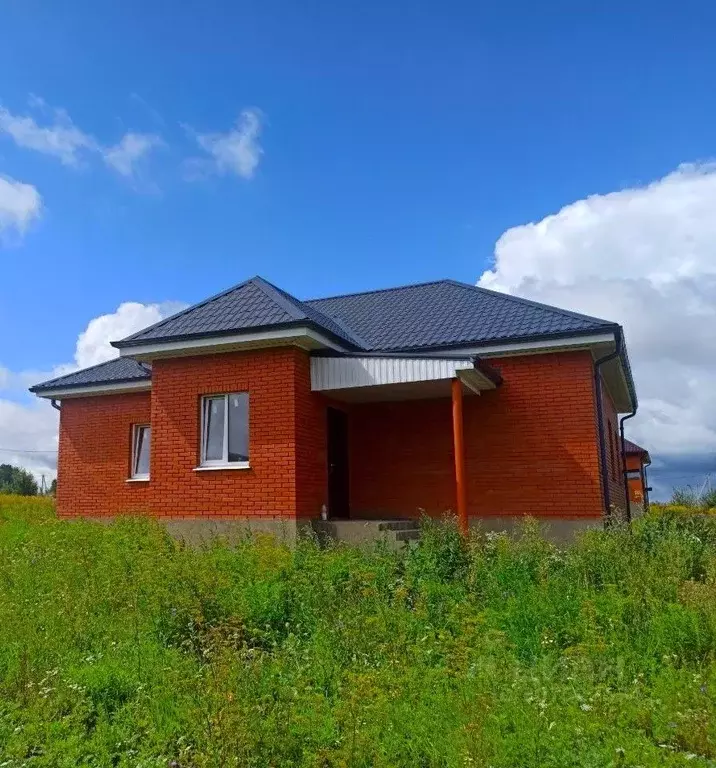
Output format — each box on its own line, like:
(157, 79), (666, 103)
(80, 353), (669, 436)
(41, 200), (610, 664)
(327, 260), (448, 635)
(0, 299), (185, 482)
(189, 108), (263, 179)
(0, 104), (96, 165)
(0, 174), (42, 237)
(0, 99), (163, 178)
(102, 132), (163, 178)
(74, 300), (185, 368)
(0, 399), (59, 481)
(479, 162), (716, 497)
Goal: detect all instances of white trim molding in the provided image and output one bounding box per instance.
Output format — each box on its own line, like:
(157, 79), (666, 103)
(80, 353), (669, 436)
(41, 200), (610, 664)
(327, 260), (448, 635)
(446, 332), (616, 358)
(193, 463), (250, 471)
(34, 380), (151, 400)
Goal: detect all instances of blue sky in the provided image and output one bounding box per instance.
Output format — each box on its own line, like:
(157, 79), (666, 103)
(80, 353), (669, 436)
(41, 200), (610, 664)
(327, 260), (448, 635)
(2, 1), (716, 496)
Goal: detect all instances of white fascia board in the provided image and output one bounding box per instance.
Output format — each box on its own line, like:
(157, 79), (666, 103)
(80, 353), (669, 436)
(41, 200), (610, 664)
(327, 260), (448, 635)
(35, 380), (151, 399)
(117, 326), (346, 359)
(446, 332), (616, 358)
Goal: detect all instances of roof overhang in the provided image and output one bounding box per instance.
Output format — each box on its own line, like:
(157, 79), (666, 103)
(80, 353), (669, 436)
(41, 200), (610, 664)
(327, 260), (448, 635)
(115, 326), (346, 362)
(310, 355), (501, 402)
(32, 379), (151, 400)
(442, 331), (635, 413)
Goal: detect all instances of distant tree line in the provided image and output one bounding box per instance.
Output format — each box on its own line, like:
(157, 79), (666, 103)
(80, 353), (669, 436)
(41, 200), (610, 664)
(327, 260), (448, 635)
(0, 464), (55, 496)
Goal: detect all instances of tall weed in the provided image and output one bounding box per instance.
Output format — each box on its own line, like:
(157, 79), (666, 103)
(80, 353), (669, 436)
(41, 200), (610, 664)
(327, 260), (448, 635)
(0, 496), (715, 766)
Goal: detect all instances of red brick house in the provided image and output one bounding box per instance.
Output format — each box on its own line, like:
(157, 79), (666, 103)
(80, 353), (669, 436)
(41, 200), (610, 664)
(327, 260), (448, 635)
(624, 439), (651, 517)
(31, 277), (639, 541)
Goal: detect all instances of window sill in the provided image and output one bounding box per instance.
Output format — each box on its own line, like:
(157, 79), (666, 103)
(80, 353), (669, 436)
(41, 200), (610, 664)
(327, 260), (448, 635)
(194, 462), (250, 471)
(126, 477), (150, 483)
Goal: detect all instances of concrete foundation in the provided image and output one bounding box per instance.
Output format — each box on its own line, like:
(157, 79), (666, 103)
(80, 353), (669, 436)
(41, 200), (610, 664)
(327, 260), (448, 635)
(161, 515), (605, 547)
(469, 515), (603, 544)
(162, 517), (300, 546)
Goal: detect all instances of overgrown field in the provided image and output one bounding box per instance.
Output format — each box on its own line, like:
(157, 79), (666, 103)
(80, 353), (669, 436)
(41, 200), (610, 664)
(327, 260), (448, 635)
(1, 497), (716, 767)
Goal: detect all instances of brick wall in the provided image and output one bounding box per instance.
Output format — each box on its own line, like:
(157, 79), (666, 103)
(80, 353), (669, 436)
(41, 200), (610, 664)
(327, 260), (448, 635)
(56, 391), (151, 517)
(149, 347), (307, 518)
(626, 454), (645, 505)
(55, 347), (620, 521)
(293, 353), (329, 518)
(349, 351), (606, 518)
(600, 384), (628, 516)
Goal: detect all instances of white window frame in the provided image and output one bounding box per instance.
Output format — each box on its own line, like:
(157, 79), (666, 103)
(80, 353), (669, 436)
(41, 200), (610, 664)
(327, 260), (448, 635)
(130, 424), (151, 481)
(199, 393), (250, 470)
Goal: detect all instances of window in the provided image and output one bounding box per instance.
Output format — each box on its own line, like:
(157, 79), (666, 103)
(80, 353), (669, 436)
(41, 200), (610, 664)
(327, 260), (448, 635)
(131, 425), (151, 480)
(200, 393), (249, 467)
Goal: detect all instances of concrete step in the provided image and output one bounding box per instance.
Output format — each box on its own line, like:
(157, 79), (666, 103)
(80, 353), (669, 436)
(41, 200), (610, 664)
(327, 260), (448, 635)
(377, 520), (421, 532)
(395, 529), (421, 542)
(308, 519), (421, 549)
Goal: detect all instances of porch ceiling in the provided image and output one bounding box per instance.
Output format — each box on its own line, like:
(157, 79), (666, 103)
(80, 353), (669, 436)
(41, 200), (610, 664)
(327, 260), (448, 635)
(310, 355), (500, 403)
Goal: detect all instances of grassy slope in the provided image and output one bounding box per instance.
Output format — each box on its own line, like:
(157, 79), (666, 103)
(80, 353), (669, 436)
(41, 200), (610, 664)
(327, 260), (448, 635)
(0, 497), (715, 767)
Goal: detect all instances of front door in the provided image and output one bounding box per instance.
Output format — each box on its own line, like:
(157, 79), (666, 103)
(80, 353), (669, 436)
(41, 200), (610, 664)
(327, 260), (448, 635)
(327, 407), (350, 518)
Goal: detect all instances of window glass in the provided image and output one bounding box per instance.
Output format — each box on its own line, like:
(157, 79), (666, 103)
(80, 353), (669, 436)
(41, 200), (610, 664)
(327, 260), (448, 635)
(133, 425), (151, 478)
(227, 393), (249, 462)
(204, 397), (225, 462)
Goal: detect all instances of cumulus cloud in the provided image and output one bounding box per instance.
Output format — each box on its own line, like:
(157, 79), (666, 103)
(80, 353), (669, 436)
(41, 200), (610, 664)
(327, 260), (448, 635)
(0, 399), (59, 481)
(0, 103), (96, 165)
(0, 99), (162, 177)
(102, 132), (163, 178)
(0, 299), (185, 482)
(0, 175), (42, 237)
(479, 162), (716, 498)
(74, 300), (185, 368)
(188, 108), (263, 179)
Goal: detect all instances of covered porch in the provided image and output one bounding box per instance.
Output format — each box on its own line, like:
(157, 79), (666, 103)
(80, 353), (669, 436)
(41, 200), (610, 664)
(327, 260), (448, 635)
(310, 354), (503, 534)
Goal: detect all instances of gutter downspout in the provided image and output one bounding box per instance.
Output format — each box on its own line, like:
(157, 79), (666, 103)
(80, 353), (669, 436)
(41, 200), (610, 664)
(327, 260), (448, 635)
(594, 329), (623, 525)
(51, 399), (61, 411)
(619, 411), (638, 523)
(642, 457), (652, 513)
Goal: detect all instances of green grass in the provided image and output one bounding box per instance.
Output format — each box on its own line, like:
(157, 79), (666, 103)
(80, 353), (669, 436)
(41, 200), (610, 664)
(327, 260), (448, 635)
(1, 497), (715, 766)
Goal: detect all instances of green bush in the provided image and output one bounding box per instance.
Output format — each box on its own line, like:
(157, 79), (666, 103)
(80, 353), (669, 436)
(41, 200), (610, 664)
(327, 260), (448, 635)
(0, 496), (715, 766)
(668, 485), (716, 512)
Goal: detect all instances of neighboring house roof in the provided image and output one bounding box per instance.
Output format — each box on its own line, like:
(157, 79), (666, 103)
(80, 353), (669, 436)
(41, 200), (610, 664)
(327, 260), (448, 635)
(30, 358), (151, 394)
(624, 439), (651, 463)
(32, 275), (630, 396)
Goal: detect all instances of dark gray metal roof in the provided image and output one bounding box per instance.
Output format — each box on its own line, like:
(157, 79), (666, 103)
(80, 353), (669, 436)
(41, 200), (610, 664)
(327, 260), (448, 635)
(114, 276), (362, 349)
(116, 276), (614, 352)
(624, 439), (649, 457)
(308, 279), (615, 352)
(30, 358), (150, 394)
(33, 276), (625, 394)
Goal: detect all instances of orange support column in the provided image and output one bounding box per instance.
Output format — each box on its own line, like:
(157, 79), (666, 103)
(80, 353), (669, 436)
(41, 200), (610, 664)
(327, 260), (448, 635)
(451, 377), (469, 536)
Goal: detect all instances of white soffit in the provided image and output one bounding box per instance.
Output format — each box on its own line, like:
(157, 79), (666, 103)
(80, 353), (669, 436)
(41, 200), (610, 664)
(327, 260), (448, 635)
(310, 356), (497, 393)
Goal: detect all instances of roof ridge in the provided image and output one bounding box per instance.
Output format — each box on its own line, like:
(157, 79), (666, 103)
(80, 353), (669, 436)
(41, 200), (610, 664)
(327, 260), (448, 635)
(113, 276), (262, 346)
(254, 276), (368, 348)
(305, 278), (448, 304)
(250, 276), (311, 322)
(442, 279), (615, 327)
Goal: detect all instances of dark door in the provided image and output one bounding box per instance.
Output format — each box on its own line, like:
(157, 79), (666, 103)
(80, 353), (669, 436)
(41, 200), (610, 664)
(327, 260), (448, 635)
(327, 407), (350, 518)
